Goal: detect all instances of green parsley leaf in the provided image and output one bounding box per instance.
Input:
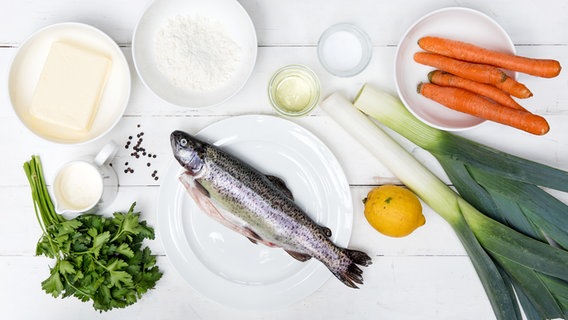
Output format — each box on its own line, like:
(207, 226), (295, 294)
(56, 220), (82, 236)
(58, 260), (76, 275)
(91, 231), (111, 258)
(109, 270), (133, 288)
(41, 270), (64, 297)
(115, 243), (135, 258)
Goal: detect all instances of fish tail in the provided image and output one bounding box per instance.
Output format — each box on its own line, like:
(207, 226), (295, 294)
(332, 249), (372, 289)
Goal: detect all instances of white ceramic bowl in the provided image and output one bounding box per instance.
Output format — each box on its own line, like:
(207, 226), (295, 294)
(8, 22), (131, 144)
(394, 7), (516, 131)
(132, 0), (258, 108)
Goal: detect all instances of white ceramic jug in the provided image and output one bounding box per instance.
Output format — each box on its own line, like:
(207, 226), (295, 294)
(53, 141), (118, 217)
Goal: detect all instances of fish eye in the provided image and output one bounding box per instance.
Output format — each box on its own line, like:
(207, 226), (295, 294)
(180, 138), (188, 147)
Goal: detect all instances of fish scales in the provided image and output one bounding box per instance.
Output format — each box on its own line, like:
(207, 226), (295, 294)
(203, 149), (327, 253)
(204, 147), (340, 258)
(171, 130), (371, 288)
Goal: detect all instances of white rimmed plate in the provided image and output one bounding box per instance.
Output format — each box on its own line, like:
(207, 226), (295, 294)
(8, 22), (131, 144)
(132, 0), (257, 108)
(157, 115), (353, 309)
(394, 7), (516, 131)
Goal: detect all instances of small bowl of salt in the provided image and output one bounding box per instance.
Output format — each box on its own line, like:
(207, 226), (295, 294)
(317, 23), (373, 77)
(132, 0), (258, 108)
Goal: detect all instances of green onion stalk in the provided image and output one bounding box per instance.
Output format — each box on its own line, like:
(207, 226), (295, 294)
(320, 86), (568, 320)
(23, 156), (66, 240)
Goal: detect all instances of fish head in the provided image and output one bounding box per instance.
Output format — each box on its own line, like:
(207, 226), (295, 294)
(170, 130), (207, 176)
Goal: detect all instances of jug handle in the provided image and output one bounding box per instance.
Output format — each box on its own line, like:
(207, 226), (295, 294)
(94, 141), (118, 166)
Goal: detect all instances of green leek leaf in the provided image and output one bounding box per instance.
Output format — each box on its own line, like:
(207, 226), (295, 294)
(495, 255), (563, 318)
(470, 168), (568, 249)
(502, 267), (542, 320)
(539, 275), (568, 312)
(461, 199), (568, 282)
(437, 134), (568, 193)
(438, 156), (548, 243)
(451, 217), (522, 319)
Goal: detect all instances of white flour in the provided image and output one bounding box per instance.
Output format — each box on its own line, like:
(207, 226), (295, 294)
(154, 14), (242, 92)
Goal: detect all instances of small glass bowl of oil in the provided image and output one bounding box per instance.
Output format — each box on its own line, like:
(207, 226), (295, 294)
(268, 65), (320, 117)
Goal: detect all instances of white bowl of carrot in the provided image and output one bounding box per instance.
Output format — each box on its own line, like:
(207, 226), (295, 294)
(395, 7), (515, 132)
(395, 7), (560, 135)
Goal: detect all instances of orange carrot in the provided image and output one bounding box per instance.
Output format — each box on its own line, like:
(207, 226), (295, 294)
(417, 82), (549, 135)
(494, 76), (533, 99)
(418, 36), (562, 78)
(414, 52), (507, 84)
(428, 70), (527, 111)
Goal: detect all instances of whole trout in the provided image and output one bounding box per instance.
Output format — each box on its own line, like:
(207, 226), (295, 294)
(170, 130), (371, 288)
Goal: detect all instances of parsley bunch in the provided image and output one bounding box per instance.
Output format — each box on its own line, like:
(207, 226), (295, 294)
(24, 156), (163, 312)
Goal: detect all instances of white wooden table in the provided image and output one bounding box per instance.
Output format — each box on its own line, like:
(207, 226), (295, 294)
(2, 1), (567, 319)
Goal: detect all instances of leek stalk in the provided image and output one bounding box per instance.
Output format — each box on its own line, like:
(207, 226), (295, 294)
(352, 84), (568, 319)
(354, 85), (568, 248)
(320, 89), (568, 320)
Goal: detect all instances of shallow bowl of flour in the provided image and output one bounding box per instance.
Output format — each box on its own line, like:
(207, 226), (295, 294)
(132, 0), (258, 108)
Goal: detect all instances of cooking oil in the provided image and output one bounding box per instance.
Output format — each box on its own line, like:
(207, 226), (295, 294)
(268, 65), (320, 117)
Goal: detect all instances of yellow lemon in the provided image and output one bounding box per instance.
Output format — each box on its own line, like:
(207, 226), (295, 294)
(363, 185), (425, 237)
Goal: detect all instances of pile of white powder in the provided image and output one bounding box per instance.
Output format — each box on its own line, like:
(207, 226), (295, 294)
(154, 14), (242, 92)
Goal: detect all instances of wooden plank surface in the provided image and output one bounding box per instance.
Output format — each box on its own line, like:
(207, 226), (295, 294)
(1, 0), (567, 319)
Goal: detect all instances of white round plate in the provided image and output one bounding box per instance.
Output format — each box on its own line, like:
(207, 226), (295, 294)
(394, 7), (516, 131)
(157, 115), (353, 309)
(8, 22), (131, 144)
(132, 0), (257, 108)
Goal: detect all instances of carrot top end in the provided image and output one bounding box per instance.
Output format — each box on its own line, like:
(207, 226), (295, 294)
(417, 82), (424, 94)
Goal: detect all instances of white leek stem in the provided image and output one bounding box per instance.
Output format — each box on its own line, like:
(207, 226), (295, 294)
(320, 92), (460, 223)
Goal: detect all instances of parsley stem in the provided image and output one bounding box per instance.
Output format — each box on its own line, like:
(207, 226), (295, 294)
(24, 157), (60, 258)
(60, 271), (94, 299)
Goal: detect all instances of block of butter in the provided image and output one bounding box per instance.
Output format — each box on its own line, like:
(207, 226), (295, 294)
(30, 41), (112, 132)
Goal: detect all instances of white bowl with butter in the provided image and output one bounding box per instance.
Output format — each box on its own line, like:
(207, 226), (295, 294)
(8, 23), (131, 144)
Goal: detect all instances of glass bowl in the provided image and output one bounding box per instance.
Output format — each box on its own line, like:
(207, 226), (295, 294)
(317, 23), (372, 77)
(268, 65), (320, 117)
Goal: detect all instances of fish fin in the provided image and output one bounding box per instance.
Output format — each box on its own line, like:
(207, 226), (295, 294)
(179, 172), (209, 198)
(266, 175), (294, 200)
(244, 227), (261, 245)
(180, 172), (279, 249)
(331, 249), (372, 289)
(194, 180), (210, 198)
(179, 172), (253, 238)
(284, 250), (312, 262)
(244, 227), (278, 247)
